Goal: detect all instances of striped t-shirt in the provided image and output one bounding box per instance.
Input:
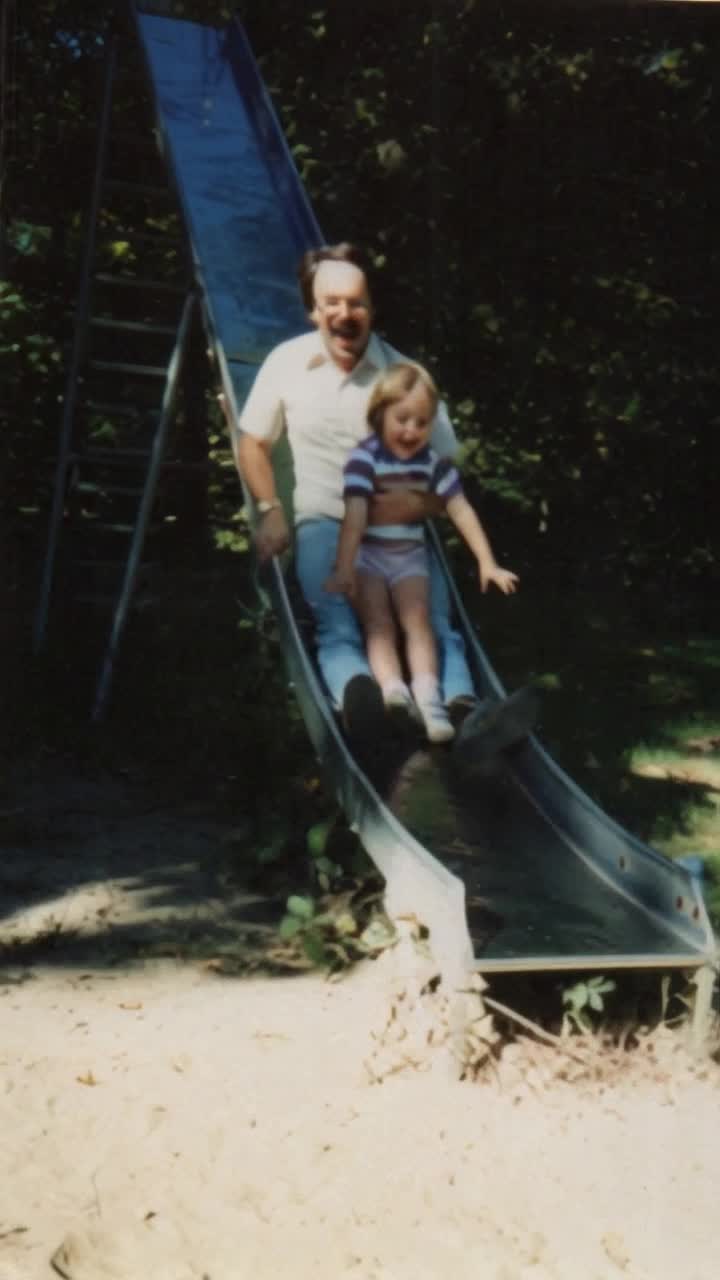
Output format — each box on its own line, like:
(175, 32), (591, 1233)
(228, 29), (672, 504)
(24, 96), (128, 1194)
(343, 435), (463, 545)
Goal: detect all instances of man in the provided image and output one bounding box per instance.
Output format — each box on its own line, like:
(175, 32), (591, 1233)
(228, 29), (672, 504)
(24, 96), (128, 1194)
(237, 242), (535, 750)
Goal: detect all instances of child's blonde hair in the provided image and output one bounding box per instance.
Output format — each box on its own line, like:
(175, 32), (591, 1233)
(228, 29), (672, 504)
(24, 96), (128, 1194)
(367, 362), (439, 435)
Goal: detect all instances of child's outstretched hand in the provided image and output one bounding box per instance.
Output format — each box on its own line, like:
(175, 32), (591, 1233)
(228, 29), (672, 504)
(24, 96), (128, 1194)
(480, 564), (519, 595)
(324, 568), (357, 598)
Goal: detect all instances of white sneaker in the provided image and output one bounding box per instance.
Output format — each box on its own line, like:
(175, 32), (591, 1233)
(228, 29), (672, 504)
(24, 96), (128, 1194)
(383, 681), (423, 736)
(383, 681), (413, 710)
(416, 694), (455, 744)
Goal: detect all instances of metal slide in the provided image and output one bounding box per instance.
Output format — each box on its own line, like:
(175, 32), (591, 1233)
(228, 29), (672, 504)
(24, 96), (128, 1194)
(135, 9), (716, 984)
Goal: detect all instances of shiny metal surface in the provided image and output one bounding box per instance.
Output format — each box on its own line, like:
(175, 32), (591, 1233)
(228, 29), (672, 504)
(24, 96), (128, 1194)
(136, 9), (716, 976)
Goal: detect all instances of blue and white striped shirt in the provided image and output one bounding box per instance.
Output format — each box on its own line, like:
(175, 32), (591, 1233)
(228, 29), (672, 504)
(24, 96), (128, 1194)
(343, 435), (463, 545)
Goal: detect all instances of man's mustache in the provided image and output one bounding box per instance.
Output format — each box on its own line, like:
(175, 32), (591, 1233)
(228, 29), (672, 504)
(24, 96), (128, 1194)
(330, 320), (360, 338)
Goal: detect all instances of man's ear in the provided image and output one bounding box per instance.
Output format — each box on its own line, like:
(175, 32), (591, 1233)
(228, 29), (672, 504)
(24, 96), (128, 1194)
(308, 306), (321, 327)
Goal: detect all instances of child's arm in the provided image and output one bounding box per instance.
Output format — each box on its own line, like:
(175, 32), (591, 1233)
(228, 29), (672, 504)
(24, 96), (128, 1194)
(445, 493), (519, 595)
(324, 496), (369, 598)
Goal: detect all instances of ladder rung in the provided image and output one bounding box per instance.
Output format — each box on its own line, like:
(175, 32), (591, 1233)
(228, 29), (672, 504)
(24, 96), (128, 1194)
(124, 231), (183, 248)
(94, 273), (187, 294)
(75, 559), (158, 572)
(68, 451), (148, 468)
(97, 226), (182, 248)
(105, 178), (172, 198)
(114, 65), (149, 84)
(69, 449), (207, 473)
(162, 459), (211, 472)
(74, 593), (158, 610)
(83, 399), (157, 420)
(90, 317), (177, 336)
(109, 131), (159, 150)
(84, 521), (137, 535)
(88, 360), (167, 377)
(78, 121), (158, 151)
(73, 481), (144, 497)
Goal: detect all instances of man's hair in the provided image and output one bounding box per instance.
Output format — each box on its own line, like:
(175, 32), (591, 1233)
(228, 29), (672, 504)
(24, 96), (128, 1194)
(367, 362), (439, 435)
(297, 242), (372, 311)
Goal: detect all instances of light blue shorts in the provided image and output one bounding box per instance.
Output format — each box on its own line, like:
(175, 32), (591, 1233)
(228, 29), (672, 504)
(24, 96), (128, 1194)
(356, 541), (429, 587)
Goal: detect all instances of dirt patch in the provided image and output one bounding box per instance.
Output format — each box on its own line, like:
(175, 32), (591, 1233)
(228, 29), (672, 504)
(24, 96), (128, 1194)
(0, 768), (287, 974)
(1, 765), (720, 1280)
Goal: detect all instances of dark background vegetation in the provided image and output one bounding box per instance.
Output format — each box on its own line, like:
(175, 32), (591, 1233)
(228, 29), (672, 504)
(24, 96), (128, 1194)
(2, 1), (718, 874)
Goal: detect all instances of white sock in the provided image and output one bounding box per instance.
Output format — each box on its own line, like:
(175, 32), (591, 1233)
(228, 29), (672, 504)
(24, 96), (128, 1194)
(412, 674), (441, 705)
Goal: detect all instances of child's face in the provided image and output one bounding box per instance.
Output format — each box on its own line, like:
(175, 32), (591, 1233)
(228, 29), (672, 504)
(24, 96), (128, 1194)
(381, 383), (434, 460)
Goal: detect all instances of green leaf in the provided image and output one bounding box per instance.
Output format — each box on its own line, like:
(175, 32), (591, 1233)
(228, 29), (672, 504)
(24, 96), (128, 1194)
(333, 911), (357, 937)
(562, 981), (587, 1010)
(620, 396), (641, 423)
(301, 932), (329, 966)
(359, 917), (396, 952)
(287, 894), (315, 920)
(278, 915), (302, 939)
(306, 820), (333, 859)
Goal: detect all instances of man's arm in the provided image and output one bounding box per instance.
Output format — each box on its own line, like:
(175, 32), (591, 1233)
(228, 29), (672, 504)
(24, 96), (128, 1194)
(237, 434), (290, 562)
(229, 346), (291, 563)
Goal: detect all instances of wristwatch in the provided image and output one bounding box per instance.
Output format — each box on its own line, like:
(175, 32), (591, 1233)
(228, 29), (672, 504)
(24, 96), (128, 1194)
(256, 499), (281, 516)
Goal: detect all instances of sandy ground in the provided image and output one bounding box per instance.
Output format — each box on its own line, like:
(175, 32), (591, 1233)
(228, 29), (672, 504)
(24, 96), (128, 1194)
(2, 770), (720, 1280)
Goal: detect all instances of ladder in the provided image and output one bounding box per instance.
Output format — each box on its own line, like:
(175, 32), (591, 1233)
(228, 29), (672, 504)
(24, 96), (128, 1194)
(33, 23), (205, 720)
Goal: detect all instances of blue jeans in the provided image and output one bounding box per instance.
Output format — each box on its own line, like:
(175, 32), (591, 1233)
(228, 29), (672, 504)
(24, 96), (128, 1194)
(294, 517), (474, 708)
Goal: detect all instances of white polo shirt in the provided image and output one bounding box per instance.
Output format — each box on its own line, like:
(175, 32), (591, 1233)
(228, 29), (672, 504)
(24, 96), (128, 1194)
(239, 329), (459, 524)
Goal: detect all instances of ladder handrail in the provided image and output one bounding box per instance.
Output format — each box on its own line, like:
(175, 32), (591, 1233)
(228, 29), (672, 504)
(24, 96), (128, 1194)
(92, 289), (197, 721)
(33, 36), (119, 654)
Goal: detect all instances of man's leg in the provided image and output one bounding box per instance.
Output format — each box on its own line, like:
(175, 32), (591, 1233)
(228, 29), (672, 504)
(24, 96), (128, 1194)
(295, 518), (372, 706)
(427, 548), (475, 705)
(295, 519), (387, 750)
(455, 684), (540, 771)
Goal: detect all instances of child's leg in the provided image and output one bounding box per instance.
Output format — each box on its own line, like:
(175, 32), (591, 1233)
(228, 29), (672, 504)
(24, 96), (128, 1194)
(354, 571), (405, 692)
(391, 575), (454, 743)
(389, 574), (438, 680)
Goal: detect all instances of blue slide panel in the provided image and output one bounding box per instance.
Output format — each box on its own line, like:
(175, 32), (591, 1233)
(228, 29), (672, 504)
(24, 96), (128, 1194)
(137, 12), (321, 414)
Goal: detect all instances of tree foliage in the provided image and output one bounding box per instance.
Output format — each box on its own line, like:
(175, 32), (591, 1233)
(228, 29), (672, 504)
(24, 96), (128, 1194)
(243, 0), (720, 595)
(3, 0), (719, 605)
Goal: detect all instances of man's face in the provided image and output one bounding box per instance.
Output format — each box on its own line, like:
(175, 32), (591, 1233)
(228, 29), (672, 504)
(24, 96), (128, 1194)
(310, 261), (373, 371)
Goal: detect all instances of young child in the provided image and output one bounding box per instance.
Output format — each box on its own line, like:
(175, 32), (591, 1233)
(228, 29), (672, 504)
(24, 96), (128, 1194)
(324, 361), (518, 743)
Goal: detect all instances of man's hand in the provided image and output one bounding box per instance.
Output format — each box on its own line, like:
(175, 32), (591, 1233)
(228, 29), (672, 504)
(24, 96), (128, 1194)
(256, 507), (290, 563)
(367, 490), (444, 526)
(324, 567), (357, 599)
(480, 564), (519, 595)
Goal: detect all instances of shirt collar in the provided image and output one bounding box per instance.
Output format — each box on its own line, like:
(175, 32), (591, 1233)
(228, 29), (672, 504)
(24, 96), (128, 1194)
(305, 330), (387, 374)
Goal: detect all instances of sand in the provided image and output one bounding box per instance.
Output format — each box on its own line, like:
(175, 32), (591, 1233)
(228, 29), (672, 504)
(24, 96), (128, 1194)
(1, 770), (719, 1280)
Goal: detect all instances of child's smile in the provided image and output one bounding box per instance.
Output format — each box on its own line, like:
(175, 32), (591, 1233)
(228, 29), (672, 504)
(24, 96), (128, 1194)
(382, 384), (434, 460)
